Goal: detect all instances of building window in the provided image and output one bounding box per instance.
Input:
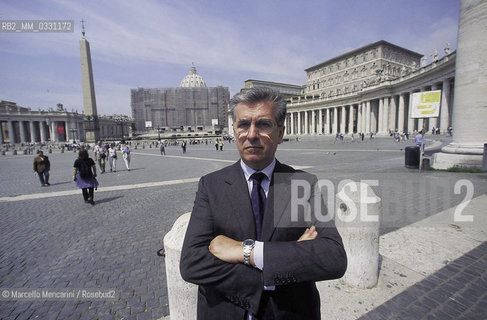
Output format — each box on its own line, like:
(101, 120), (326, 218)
(352, 68), (358, 79)
(361, 66), (367, 77)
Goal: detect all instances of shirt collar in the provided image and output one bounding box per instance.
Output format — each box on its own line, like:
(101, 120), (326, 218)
(240, 158), (276, 182)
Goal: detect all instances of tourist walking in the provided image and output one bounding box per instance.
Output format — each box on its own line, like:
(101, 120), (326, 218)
(181, 140), (187, 154)
(93, 141), (107, 173)
(122, 144), (131, 171)
(160, 141), (166, 155)
(33, 150), (50, 187)
(73, 149), (98, 205)
(108, 144), (117, 172)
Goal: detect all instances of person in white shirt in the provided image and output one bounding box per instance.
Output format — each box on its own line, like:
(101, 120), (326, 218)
(108, 144), (117, 172)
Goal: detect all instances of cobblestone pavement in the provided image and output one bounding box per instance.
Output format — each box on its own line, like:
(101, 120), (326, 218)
(1, 135), (486, 319)
(359, 241), (487, 320)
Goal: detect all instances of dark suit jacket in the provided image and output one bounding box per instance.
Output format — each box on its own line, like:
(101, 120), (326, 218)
(180, 160), (347, 319)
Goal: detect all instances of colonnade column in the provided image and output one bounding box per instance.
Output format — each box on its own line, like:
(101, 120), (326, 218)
(370, 101), (378, 133)
(440, 79), (451, 133)
(19, 121), (27, 143)
(357, 104), (362, 133)
(389, 96), (397, 131)
(297, 112), (301, 135)
(332, 107), (338, 134)
(341, 106), (346, 134)
(325, 108), (330, 134)
(29, 121), (36, 143)
(361, 103), (366, 133)
(348, 105), (354, 134)
(50, 121), (56, 142)
(378, 98), (384, 133)
(382, 97), (390, 133)
(304, 111), (309, 135)
(311, 110), (316, 135)
(7, 121), (15, 143)
(433, 0), (487, 169)
(290, 112), (294, 135)
(398, 94), (405, 133)
(40, 122), (48, 142)
(365, 101), (371, 133)
(318, 109), (323, 134)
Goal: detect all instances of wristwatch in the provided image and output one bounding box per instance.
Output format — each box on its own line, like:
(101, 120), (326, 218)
(242, 239), (255, 265)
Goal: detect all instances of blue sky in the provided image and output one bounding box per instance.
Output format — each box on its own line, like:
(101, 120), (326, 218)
(0, 0), (460, 116)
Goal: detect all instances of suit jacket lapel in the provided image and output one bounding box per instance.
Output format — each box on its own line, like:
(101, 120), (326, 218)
(224, 161), (257, 239)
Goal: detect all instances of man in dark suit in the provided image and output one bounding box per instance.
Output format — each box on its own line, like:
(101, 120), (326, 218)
(180, 87), (347, 319)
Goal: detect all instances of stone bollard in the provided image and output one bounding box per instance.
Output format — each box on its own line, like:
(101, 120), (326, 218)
(335, 181), (381, 289)
(23, 149), (28, 155)
(1, 150), (5, 155)
(163, 212), (197, 319)
(13, 150), (17, 155)
(49, 148), (52, 153)
(61, 147), (65, 153)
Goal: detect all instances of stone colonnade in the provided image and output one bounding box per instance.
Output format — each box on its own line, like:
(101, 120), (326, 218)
(286, 78), (454, 136)
(0, 119), (83, 144)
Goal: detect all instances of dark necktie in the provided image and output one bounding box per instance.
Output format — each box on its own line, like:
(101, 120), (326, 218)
(250, 172), (267, 241)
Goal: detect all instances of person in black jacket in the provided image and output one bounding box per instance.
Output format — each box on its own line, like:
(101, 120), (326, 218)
(73, 149), (98, 205)
(180, 88), (347, 319)
(33, 150), (50, 187)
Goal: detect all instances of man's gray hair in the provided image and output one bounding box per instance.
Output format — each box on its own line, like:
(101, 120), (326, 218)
(229, 87), (287, 126)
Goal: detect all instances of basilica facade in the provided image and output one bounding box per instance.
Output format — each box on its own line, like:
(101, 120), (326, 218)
(284, 40), (455, 136)
(131, 64), (230, 133)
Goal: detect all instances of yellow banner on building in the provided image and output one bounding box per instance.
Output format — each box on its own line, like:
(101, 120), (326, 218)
(410, 90), (441, 118)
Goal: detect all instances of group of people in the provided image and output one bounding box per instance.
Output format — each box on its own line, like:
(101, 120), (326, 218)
(215, 138), (224, 151)
(93, 141), (132, 173)
(75, 142), (132, 204)
(392, 130), (410, 142)
(33, 141), (133, 206)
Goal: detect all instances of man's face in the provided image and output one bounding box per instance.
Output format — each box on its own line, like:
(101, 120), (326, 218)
(233, 101), (284, 171)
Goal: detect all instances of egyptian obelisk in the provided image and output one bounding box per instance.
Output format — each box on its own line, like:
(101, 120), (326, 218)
(433, 0), (487, 169)
(79, 20), (99, 142)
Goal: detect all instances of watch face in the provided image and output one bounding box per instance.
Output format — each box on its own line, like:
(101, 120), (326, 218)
(243, 239), (254, 246)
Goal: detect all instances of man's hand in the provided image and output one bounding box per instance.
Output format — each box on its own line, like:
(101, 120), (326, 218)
(209, 235), (243, 264)
(298, 226), (318, 242)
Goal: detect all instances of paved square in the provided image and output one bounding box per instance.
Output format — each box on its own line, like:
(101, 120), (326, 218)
(1, 135), (486, 319)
